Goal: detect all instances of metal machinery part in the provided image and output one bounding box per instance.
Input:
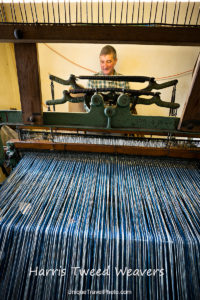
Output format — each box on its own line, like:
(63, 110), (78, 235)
(44, 74), (180, 130)
(46, 74), (179, 114)
(1, 73), (200, 167)
(0, 75), (182, 133)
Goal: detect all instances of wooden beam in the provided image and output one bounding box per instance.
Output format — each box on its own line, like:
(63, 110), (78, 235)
(14, 43), (43, 125)
(178, 54), (200, 132)
(9, 139), (200, 160)
(0, 24), (200, 45)
(16, 125), (200, 138)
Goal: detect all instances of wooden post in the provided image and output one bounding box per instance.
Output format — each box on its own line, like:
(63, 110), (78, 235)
(14, 43), (43, 125)
(178, 54), (200, 132)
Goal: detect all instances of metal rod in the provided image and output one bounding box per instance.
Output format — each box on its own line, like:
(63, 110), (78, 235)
(172, 0), (177, 25)
(23, 0), (28, 23)
(1, 0), (7, 22)
(80, 0), (82, 23)
(115, 0), (116, 23)
(1, 1), (7, 22)
(51, 80), (55, 112)
(52, 0), (56, 23)
(69, 0), (71, 23)
(165, 0), (168, 24)
(184, 0), (190, 25)
(102, 0), (104, 23)
(64, 0), (67, 23)
(97, 0), (100, 24)
(9, 3), (14, 23)
(110, 0), (113, 23)
(91, 0), (93, 23)
(18, 2), (24, 23)
(161, 0), (165, 24)
(126, 0), (128, 24)
(58, 0), (60, 23)
(132, 1), (135, 23)
(0, 4), (3, 22)
(33, 0), (38, 23)
(75, 1), (77, 23)
(149, 0), (153, 24)
(30, 2), (35, 23)
(78, 75), (153, 82)
(142, 1), (144, 24)
(176, 1), (181, 24)
(12, 1), (17, 22)
(120, 0), (124, 24)
(86, 0), (88, 23)
(196, 7), (200, 26)
(189, 2), (195, 25)
(154, 1), (158, 23)
(42, 1), (46, 23)
(47, 0), (50, 23)
(137, 0), (140, 23)
(50, 127), (54, 140)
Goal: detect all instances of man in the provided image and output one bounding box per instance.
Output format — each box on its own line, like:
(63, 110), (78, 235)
(88, 45), (130, 90)
(84, 45), (132, 112)
(70, 45), (132, 112)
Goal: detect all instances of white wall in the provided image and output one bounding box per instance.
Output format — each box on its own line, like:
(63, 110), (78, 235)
(0, 43), (21, 110)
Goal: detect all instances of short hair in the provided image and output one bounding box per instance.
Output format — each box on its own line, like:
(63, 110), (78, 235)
(100, 45), (117, 60)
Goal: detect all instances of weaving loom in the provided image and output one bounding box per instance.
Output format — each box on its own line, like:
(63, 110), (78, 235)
(0, 1), (200, 300)
(1, 75), (200, 300)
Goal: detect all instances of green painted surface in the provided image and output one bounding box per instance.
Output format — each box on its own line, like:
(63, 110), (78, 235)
(0, 108), (197, 135)
(42, 105), (179, 131)
(0, 110), (23, 124)
(43, 106), (107, 128)
(112, 106), (180, 130)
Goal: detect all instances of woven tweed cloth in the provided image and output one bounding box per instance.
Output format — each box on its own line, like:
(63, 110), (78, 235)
(0, 152), (199, 300)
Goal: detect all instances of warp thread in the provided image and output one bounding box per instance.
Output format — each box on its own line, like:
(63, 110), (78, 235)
(0, 152), (199, 300)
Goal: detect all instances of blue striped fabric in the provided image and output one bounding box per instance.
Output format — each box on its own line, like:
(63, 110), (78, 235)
(0, 152), (199, 300)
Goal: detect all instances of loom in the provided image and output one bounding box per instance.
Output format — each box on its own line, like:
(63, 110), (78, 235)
(0, 1), (200, 300)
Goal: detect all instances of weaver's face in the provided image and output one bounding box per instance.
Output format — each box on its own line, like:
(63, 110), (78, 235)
(100, 54), (117, 76)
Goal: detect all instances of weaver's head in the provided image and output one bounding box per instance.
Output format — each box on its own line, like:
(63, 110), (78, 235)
(99, 45), (117, 76)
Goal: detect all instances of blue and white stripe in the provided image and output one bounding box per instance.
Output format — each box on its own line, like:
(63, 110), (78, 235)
(0, 152), (199, 300)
